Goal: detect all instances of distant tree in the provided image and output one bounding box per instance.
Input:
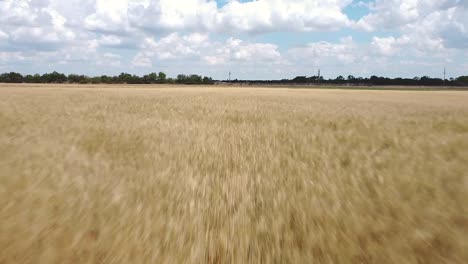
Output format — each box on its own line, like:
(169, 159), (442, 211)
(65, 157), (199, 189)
(158, 72), (167, 82)
(42, 71), (67, 83)
(188, 74), (203, 84)
(335, 76), (345, 82)
(100, 75), (113, 84)
(203, 76), (214, 84)
(32, 74), (42, 83)
(118, 73), (133, 84)
(23, 75), (35, 83)
(10, 71), (467, 87)
(370, 75), (386, 85)
(0, 71), (217, 85)
(419, 76), (443, 86)
(24, 74), (44, 83)
(144, 72), (159, 84)
(292, 76), (307, 83)
(80, 76), (90, 84)
(0, 72), (23, 83)
(308, 76), (318, 83)
(176, 74), (187, 84)
(68, 74), (88, 83)
(130, 75), (143, 84)
(142, 74), (150, 84)
(67, 74), (78, 83)
(90, 76), (102, 84)
(457, 76), (468, 85)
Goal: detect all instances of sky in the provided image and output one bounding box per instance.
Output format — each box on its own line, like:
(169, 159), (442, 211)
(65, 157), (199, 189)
(0, 0), (467, 80)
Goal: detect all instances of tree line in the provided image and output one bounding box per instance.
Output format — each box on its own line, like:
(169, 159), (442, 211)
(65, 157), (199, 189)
(228, 75), (468, 86)
(0, 72), (214, 85)
(1, 71), (468, 86)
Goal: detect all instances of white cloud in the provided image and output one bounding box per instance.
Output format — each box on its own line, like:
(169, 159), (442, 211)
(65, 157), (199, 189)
(132, 33), (282, 68)
(289, 36), (359, 64)
(97, 52), (122, 67)
(95, 0), (354, 34)
(0, 0), (37, 25)
(371, 36), (410, 56)
(216, 0), (352, 33)
(356, 0), (420, 31)
(141, 33), (201, 60)
(203, 37), (282, 65)
(132, 53), (153, 68)
(131, 32), (204, 67)
(0, 30), (8, 40)
(233, 42), (281, 61)
(356, 0), (466, 31)
(356, 0), (467, 49)
(85, 0), (130, 33)
(0, 0), (76, 48)
(128, 0), (218, 33)
(0, 52), (25, 63)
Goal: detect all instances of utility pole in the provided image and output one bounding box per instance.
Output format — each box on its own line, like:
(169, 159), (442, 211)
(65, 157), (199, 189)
(229, 71), (231, 82)
(317, 69), (321, 85)
(443, 67), (446, 87)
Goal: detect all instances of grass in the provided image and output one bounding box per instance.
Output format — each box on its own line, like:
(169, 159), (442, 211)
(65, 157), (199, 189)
(1, 84), (467, 263)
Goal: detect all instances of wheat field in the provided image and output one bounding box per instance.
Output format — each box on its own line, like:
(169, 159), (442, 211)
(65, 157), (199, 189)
(0, 84), (467, 263)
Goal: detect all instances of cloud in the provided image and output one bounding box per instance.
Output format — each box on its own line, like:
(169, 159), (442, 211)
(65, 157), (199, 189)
(0, 30), (8, 40)
(0, 0), (76, 50)
(97, 52), (122, 67)
(356, 0), (468, 49)
(88, 0), (354, 34)
(371, 36), (409, 56)
(132, 32), (206, 67)
(132, 33), (282, 68)
(132, 54), (153, 68)
(0, 52), (25, 63)
(0, 0), (38, 26)
(85, 0), (130, 33)
(289, 36), (359, 65)
(138, 33), (204, 61)
(127, 0), (219, 33)
(203, 37), (282, 65)
(215, 0), (352, 33)
(429, 5), (468, 49)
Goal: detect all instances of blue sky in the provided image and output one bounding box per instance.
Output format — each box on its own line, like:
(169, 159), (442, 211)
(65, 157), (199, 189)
(0, 0), (467, 80)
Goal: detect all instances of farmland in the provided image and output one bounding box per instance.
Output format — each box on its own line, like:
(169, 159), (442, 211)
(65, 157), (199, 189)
(1, 84), (467, 263)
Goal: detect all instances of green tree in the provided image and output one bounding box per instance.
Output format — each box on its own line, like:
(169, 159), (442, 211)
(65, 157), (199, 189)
(118, 73), (132, 84)
(100, 75), (112, 84)
(68, 74), (88, 83)
(90, 76), (102, 84)
(42, 71), (67, 83)
(203, 76), (213, 84)
(143, 72), (158, 84)
(176, 74), (187, 83)
(457, 76), (468, 85)
(158, 72), (167, 82)
(0, 72), (23, 83)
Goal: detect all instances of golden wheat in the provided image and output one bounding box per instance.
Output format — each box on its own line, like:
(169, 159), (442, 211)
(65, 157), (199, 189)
(0, 84), (467, 263)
